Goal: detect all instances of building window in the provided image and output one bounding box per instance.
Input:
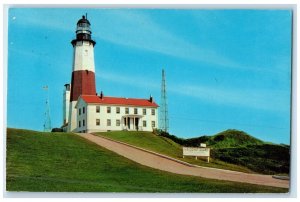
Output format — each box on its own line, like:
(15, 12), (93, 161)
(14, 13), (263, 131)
(79, 108), (81, 115)
(151, 109), (155, 115)
(83, 107), (85, 114)
(116, 119), (120, 126)
(125, 108), (129, 114)
(96, 119), (100, 126)
(79, 120), (81, 127)
(107, 119), (111, 126)
(151, 121), (155, 128)
(83, 119), (85, 127)
(143, 120), (147, 127)
(134, 108), (138, 115)
(143, 108), (146, 115)
(96, 106), (100, 113)
(116, 107), (120, 114)
(107, 107), (111, 113)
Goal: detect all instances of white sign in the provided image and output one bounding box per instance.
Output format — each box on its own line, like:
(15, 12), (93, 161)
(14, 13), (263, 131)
(200, 143), (207, 148)
(182, 147), (210, 157)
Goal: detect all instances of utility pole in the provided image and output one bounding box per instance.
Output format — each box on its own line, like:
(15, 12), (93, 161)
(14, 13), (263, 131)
(160, 69), (169, 132)
(43, 85), (52, 132)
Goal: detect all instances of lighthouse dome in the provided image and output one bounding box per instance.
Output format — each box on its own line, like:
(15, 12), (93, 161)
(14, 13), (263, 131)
(75, 15), (92, 40)
(77, 15), (90, 26)
(71, 15), (96, 47)
(76, 15), (91, 32)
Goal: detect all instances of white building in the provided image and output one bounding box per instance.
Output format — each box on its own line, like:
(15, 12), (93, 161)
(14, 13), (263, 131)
(75, 94), (158, 133)
(62, 15), (159, 133)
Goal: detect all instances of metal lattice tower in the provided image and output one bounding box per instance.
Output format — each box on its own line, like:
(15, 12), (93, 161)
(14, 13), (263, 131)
(160, 69), (169, 132)
(43, 86), (52, 132)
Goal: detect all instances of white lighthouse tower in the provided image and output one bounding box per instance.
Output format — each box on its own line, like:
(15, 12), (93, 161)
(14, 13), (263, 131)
(67, 15), (97, 132)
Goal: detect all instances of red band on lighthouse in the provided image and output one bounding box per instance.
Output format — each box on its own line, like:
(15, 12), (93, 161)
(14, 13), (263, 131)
(70, 70), (96, 101)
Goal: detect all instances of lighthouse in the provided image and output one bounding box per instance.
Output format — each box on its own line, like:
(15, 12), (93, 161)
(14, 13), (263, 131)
(67, 15), (97, 132)
(62, 15), (159, 133)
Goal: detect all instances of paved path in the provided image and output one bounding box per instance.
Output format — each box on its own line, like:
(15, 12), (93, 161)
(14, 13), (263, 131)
(76, 133), (289, 189)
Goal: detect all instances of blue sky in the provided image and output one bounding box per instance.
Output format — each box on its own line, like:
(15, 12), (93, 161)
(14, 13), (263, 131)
(7, 8), (292, 144)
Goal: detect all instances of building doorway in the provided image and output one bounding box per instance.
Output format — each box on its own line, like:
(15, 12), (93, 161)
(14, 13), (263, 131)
(135, 118), (139, 130)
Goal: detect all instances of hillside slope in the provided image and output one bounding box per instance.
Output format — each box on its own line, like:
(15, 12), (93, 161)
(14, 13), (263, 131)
(211, 144), (290, 175)
(6, 128), (287, 192)
(95, 131), (254, 173)
(157, 129), (290, 175)
(206, 129), (264, 148)
(158, 129), (263, 148)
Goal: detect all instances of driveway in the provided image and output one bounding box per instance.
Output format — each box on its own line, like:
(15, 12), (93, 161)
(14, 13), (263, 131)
(76, 133), (289, 189)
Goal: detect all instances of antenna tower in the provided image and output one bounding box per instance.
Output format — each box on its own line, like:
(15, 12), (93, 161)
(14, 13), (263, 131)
(43, 86), (52, 132)
(160, 69), (169, 132)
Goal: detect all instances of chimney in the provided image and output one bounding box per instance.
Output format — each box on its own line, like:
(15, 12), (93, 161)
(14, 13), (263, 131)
(100, 91), (103, 99)
(64, 84), (70, 91)
(149, 94), (153, 103)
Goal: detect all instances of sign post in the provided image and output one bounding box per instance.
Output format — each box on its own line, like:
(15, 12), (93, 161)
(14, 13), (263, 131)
(182, 147), (210, 163)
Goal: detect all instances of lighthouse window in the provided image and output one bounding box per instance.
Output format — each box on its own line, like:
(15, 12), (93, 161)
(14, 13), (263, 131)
(125, 108), (129, 114)
(134, 108), (138, 115)
(96, 106), (100, 113)
(143, 108), (146, 115)
(116, 119), (120, 126)
(79, 121), (81, 127)
(107, 119), (111, 126)
(83, 120), (85, 126)
(79, 108), (81, 115)
(107, 107), (111, 113)
(151, 109), (155, 115)
(116, 107), (120, 114)
(83, 107), (85, 114)
(143, 121), (147, 127)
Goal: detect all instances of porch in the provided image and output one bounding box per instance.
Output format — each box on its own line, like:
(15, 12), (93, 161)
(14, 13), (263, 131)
(122, 115), (143, 131)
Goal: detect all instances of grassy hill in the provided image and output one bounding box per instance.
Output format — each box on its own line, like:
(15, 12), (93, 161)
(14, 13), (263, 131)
(157, 129), (290, 175)
(6, 128), (287, 192)
(205, 129), (264, 148)
(157, 129), (263, 148)
(96, 129), (290, 175)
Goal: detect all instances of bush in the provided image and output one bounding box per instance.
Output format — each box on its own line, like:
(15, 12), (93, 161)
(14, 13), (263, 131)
(51, 128), (63, 132)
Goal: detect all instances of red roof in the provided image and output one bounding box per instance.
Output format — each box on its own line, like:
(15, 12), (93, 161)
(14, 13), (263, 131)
(80, 95), (159, 107)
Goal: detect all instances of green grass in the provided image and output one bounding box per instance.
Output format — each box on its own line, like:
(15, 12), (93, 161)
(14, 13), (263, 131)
(6, 128), (287, 193)
(94, 131), (255, 173)
(212, 145), (290, 174)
